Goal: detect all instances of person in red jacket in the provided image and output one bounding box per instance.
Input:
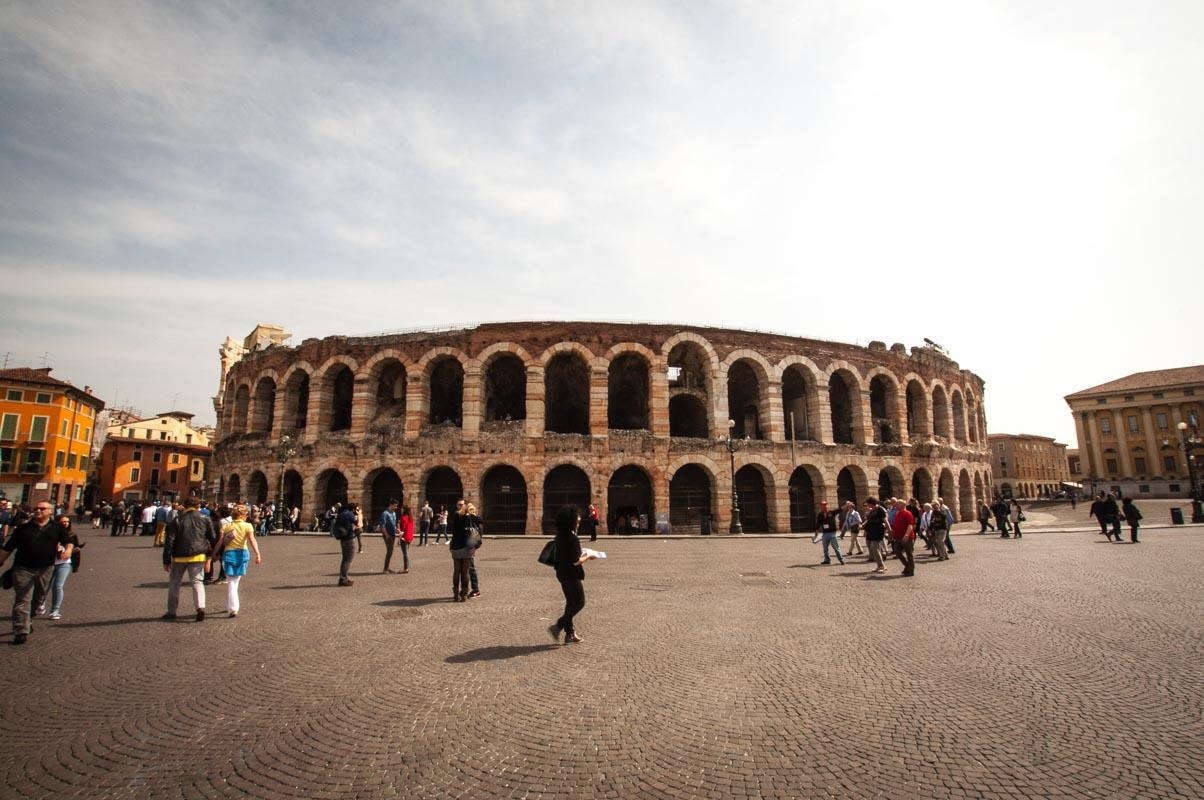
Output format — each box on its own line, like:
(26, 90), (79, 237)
(398, 506), (414, 573)
(889, 498), (916, 577)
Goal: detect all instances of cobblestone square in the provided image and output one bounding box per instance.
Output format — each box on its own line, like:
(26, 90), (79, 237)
(4, 517), (1204, 799)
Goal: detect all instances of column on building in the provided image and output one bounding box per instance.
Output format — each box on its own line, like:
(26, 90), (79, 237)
(1113, 408), (1134, 478)
(1140, 407), (1160, 477)
(461, 365), (482, 440)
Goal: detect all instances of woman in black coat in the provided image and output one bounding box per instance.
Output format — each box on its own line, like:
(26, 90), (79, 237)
(449, 500), (481, 602)
(547, 505), (593, 644)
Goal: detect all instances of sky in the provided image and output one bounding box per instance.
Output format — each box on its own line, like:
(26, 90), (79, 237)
(2, 0), (1201, 446)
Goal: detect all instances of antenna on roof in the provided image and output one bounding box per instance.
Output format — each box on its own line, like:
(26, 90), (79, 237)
(1, 352), (9, 369)
(39, 352), (50, 367)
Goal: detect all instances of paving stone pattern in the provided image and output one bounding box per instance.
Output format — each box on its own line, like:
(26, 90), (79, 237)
(3, 522), (1204, 799)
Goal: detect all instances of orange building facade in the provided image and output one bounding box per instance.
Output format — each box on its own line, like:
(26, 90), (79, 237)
(95, 412), (213, 503)
(0, 367), (105, 508)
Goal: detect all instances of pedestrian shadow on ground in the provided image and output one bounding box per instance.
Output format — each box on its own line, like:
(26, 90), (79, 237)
(52, 617), (160, 628)
(374, 597), (453, 608)
(269, 583), (338, 590)
(135, 581), (170, 589)
(833, 571), (907, 580)
(445, 644), (560, 663)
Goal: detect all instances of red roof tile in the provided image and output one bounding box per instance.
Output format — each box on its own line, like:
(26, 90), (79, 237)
(1065, 365), (1204, 399)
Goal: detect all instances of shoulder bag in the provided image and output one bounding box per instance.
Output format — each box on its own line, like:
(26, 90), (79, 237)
(537, 539), (557, 566)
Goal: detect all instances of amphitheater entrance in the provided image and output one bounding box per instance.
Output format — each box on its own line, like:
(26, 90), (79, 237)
(481, 465), (527, 534)
(906, 380), (927, 439)
(318, 469), (348, 512)
(870, 375), (897, 444)
(939, 469), (956, 516)
(959, 470), (974, 522)
(329, 366), (354, 432)
(788, 466), (818, 532)
(374, 361), (407, 424)
(829, 373), (855, 444)
(286, 372), (309, 431)
(226, 474), (241, 504)
(423, 467), (463, 518)
(782, 366), (816, 441)
(542, 465), (591, 534)
(836, 466), (860, 508)
(608, 465), (653, 533)
(429, 357), (464, 426)
(877, 467), (902, 503)
(735, 465), (769, 532)
(669, 464), (712, 534)
(668, 394), (708, 438)
(668, 341), (711, 438)
(367, 468), (404, 529)
(247, 471), (269, 505)
(484, 355), (526, 422)
(912, 468), (933, 504)
(545, 353), (590, 434)
(282, 470), (303, 515)
(253, 377), (276, 433)
(727, 360), (765, 440)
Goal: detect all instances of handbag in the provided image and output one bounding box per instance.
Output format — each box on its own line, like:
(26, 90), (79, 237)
(1, 567), (11, 590)
(466, 523), (482, 550)
(537, 540), (557, 566)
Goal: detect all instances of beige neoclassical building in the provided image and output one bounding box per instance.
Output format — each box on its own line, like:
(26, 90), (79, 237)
(212, 322), (994, 534)
(1065, 365), (1204, 499)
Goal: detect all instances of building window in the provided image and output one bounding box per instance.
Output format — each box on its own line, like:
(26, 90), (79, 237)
(0, 413), (17, 441)
(21, 448), (45, 473)
(1157, 413), (1168, 430)
(130, 467), (140, 483)
(185, 434), (192, 444)
(1153, 392), (1164, 399)
(35, 393), (51, 404)
(1096, 398), (1107, 404)
(55, 450), (65, 468)
(170, 453), (180, 465)
(73, 423), (80, 439)
(5, 389), (21, 401)
(1134, 457), (1146, 473)
(79, 456), (88, 473)
(1138, 484), (1150, 493)
(160, 431), (167, 440)
(150, 468), (159, 486)
(145, 430), (153, 439)
(1128, 415), (1139, 433)
(67, 453), (77, 469)
(192, 459), (201, 476)
(61, 419), (68, 436)
(1171, 483), (1182, 492)
(1124, 394), (1134, 402)
(1106, 458), (1119, 473)
(1165, 456), (1177, 472)
(1100, 417), (1112, 434)
(132, 450), (142, 461)
(83, 427), (90, 442)
(1187, 389), (1196, 396)
(152, 451), (161, 463)
(29, 416), (48, 443)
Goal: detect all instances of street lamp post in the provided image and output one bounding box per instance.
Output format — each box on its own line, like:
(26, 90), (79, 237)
(1174, 422), (1204, 523)
(274, 435), (296, 532)
(724, 419), (743, 535)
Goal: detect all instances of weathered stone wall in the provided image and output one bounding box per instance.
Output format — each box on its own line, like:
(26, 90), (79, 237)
(213, 322), (993, 532)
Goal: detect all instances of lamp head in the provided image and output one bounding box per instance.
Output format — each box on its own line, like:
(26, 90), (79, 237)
(1179, 421), (1189, 431)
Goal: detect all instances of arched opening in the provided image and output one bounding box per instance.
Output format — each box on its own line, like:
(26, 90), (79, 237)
(727, 360), (765, 439)
(669, 395), (708, 438)
(735, 465), (769, 532)
(367, 468), (404, 529)
(317, 469), (348, 511)
(480, 464), (527, 534)
(974, 472), (985, 508)
(878, 467), (903, 502)
(247, 471), (269, 505)
(373, 360), (407, 424)
(233, 385), (251, 435)
(782, 365), (818, 441)
(284, 371), (310, 431)
(828, 372), (855, 444)
(252, 378), (276, 434)
(422, 467), (463, 519)
(607, 353), (650, 430)
(669, 464), (712, 534)
(428, 357), (464, 426)
(788, 466), (818, 532)
(959, 470), (973, 521)
(327, 366), (355, 432)
(608, 465), (653, 533)
(932, 386), (951, 440)
(912, 468), (933, 503)
(226, 473), (241, 504)
(951, 390), (967, 444)
(282, 469), (303, 514)
(836, 466), (859, 508)
(906, 380), (928, 439)
(869, 375), (897, 444)
(545, 352), (590, 434)
(542, 464), (591, 534)
(484, 355), (526, 422)
(939, 468), (956, 516)
(668, 341), (711, 438)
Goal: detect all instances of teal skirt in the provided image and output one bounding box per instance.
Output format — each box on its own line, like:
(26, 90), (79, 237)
(223, 548), (250, 577)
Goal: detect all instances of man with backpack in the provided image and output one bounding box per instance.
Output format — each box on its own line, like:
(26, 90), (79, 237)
(333, 503), (358, 586)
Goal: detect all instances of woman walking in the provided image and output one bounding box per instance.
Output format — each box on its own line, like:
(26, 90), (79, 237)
(547, 505), (595, 644)
(214, 504), (261, 617)
(1121, 497), (1142, 543)
(398, 505), (414, 573)
(449, 500), (480, 602)
(47, 514), (82, 620)
(1009, 499), (1024, 539)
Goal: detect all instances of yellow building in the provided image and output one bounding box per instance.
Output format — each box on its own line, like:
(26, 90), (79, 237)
(0, 367), (105, 508)
(97, 411), (213, 502)
(1065, 365), (1204, 499)
(987, 433), (1071, 499)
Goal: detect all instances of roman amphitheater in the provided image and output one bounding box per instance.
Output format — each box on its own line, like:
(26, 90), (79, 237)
(212, 322), (993, 534)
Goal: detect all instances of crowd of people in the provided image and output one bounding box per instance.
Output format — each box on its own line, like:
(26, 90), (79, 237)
(0, 483), (1158, 647)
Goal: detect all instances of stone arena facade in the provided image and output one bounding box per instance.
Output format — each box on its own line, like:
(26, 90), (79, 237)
(211, 322), (993, 534)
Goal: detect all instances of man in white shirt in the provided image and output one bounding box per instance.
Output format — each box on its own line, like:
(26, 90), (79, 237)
(141, 503), (158, 538)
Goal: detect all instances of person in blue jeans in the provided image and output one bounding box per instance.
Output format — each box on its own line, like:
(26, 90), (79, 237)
(814, 501), (844, 565)
(47, 515), (81, 620)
